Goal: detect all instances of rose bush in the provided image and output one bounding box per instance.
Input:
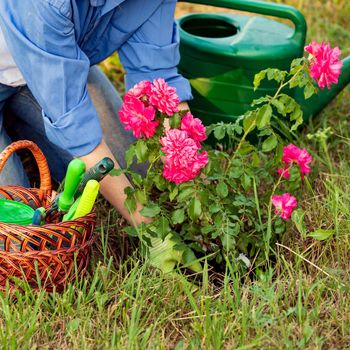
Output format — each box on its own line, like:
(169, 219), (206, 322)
(112, 42), (342, 273)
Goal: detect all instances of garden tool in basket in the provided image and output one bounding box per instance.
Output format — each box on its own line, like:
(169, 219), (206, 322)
(48, 157), (114, 217)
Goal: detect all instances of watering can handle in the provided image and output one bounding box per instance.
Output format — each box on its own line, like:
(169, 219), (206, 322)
(178, 0), (307, 43)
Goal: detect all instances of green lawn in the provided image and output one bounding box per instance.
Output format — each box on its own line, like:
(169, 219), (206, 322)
(1, 1), (350, 349)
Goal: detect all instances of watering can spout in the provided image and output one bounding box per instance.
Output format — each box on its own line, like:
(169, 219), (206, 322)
(298, 56), (350, 120)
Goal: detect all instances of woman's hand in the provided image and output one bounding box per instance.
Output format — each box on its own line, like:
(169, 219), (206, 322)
(79, 139), (151, 227)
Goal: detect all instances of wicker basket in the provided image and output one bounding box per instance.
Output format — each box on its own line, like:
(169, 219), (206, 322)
(0, 140), (96, 292)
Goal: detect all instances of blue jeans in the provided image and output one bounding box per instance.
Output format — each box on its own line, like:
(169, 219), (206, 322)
(0, 66), (142, 186)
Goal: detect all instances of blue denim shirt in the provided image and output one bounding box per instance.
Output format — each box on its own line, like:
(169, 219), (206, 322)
(0, 0), (192, 156)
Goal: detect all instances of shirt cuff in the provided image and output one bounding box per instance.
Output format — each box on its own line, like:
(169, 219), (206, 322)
(125, 68), (193, 102)
(42, 91), (103, 157)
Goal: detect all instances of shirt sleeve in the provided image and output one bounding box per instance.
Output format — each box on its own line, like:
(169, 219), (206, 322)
(118, 0), (193, 102)
(0, 0), (102, 157)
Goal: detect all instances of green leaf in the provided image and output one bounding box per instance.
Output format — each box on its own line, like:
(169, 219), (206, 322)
(290, 57), (304, 72)
(258, 128), (272, 137)
(289, 75), (301, 89)
(227, 122), (243, 136)
(277, 70), (287, 82)
(135, 140), (148, 163)
(131, 172), (143, 187)
(109, 168), (123, 177)
(241, 173), (251, 191)
(222, 232), (236, 251)
(125, 145), (136, 168)
(169, 187), (178, 202)
(237, 141), (255, 155)
(124, 186), (134, 196)
(124, 196), (136, 213)
(181, 248), (202, 272)
(228, 166), (244, 179)
(263, 68), (287, 83)
(154, 174), (167, 191)
(253, 70), (267, 90)
(135, 190), (147, 205)
(155, 217), (171, 239)
(243, 113), (257, 134)
(216, 182), (229, 198)
(124, 226), (139, 237)
(262, 133), (278, 152)
(274, 218), (286, 234)
(308, 229), (334, 241)
(201, 225), (214, 234)
(304, 82), (316, 99)
(298, 75), (309, 88)
(177, 187), (195, 202)
(274, 141), (283, 164)
(290, 107), (304, 131)
(292, 208), (307, 237)
(140, 204), (161, 218)
(213, 124), (226, 140)
(252, 96), (270, 106)
(256, 104), (272, 129)
(271, 99), (286, 116)
(172, 209), (185, 225)
(169, 113), (181, 129)
(205, 123), (216, 136)
(279, 94), (297, 113)
(251, 153), (261, 167)
(267, 68), (277, 80)
(209, 204), (221, 214)
(188, 198), (202, 221)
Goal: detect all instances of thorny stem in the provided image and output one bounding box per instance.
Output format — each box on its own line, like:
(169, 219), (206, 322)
(265, 165), (292, 260)
(144, 152), (162, 198)
(272, 63), (306, 100)
(147, 154), (161, 177)
(232, 120), (257, 159)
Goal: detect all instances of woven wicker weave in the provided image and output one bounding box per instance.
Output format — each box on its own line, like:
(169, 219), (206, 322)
(0, 140), (96, 292)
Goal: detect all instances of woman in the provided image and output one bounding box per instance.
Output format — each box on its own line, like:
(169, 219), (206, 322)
(0, 0), (192, 225)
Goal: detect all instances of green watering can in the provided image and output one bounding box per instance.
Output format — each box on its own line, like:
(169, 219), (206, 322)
(177, 0), (350, 125)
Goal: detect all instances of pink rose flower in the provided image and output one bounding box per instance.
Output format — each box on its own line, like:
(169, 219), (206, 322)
(305, 41), (342, 89)
(278, 144), (312, 179)
(118, 95), (159, 139)
(127, 80), (152, 100)
(149, 78), (180, 116)
(180, 112), (207, 148)
(160, 129), (208, 184)
(160, 129), (198, 161)
(272, 193), (297, 220)
(305, 41), (321, 57)
(162, 155), (208, 184)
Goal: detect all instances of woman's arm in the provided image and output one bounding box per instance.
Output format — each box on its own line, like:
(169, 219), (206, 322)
(179, 102), (190, 111)
(79, 139), (151, 227)
(118, 0), (193, 103)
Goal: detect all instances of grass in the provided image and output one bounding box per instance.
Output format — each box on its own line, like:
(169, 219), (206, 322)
(2, 1), (350, 349)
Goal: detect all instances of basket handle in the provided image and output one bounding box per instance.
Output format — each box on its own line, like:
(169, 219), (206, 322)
(0, 140), (52, 198)
(178, 0), (307, 43)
